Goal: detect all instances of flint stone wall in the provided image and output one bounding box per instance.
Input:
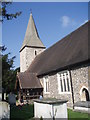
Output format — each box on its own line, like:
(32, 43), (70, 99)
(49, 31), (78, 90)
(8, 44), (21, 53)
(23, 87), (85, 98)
(39, 65), (89, 108)
(71, 65), (89, 103)
(39, 74), (73, 108)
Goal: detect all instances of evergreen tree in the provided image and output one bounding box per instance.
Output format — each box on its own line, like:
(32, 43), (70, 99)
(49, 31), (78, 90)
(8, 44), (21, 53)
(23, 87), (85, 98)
(0, 2), (21, 93)
(1, 46), (20, 93)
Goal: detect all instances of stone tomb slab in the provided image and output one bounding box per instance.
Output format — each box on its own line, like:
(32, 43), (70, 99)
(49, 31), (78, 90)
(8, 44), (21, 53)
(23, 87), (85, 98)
(34, 98), (68, 119)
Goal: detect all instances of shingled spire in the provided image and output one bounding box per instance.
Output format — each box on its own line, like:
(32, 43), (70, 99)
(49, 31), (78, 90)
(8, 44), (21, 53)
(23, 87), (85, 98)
(20, 12), (45, 72)
(20, 12), (45, 52)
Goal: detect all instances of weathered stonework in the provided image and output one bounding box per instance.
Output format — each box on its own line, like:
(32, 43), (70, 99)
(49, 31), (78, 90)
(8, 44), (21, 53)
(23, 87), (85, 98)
(39, 74), (73, 108)
(39, 65), (89, 108)
(20, 47), (45, 72)
(20, 48), (27, 72)
(71, 65), (89, 103)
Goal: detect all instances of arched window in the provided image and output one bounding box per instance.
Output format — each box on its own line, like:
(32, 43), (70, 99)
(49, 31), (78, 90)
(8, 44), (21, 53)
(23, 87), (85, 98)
(80, 86), (89, 101)
(82, 88), (89, 101)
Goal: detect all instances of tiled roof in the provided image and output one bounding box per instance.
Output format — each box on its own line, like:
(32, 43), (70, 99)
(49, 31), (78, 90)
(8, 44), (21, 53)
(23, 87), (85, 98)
(27, 21), (90, 76)
(17, 72), (42, 89)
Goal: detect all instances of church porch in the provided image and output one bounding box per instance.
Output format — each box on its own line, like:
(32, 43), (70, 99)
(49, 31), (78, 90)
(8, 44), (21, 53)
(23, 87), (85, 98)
(18, 88), (43, 102)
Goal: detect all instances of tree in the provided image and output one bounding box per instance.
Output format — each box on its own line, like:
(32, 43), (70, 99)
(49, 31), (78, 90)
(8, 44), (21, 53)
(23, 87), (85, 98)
(0, 2), (21, 93)
(2, 46), (20, 94)
(0, 2), (22, 22)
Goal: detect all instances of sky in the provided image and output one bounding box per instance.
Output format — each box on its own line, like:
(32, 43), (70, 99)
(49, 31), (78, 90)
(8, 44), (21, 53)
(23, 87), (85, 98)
(2, 2), (88, 69)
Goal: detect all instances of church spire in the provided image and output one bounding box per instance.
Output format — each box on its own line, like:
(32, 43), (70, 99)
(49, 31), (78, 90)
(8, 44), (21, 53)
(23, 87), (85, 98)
(20, 12), (45, 52)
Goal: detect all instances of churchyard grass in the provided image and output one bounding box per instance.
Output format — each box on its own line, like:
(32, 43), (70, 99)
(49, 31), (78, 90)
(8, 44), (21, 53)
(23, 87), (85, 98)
(68, 109), (90, 120)
(10, 104), (90, 120)
(10, 104), (34, 120)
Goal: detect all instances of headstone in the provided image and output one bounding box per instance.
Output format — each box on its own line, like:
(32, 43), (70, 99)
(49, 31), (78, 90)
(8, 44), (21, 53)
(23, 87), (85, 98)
(0, 89), (2, 101)
(8, 92), (16, 105)
(0, 101), (10, 119)
(4, 93), (6, 100)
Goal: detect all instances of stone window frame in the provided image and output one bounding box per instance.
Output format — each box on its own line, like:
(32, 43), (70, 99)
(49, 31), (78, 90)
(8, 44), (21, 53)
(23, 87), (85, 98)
(43, 76), (50, 94)
(57, 70), (71, 94)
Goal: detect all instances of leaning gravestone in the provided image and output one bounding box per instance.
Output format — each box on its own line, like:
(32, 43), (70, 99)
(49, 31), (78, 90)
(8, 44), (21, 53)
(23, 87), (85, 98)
(8, 92), (16, 105)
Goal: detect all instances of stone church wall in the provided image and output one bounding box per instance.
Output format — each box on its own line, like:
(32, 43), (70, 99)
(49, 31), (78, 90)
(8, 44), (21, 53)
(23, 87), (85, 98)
(71, 65), (89, 103)
(20, 47), (45, 72)
(26, 47), (45, 69)
(39, 74), (73, 108)
(39, 65), (89, 108)
(20, 48), (27, 72)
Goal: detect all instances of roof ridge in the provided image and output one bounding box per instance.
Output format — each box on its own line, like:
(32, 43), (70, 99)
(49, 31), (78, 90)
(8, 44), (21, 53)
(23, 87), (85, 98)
(44, 20), (89, 52)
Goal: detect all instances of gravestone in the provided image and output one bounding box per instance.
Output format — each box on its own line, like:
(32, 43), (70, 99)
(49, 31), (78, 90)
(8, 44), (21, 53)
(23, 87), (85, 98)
(0, 101), (10, 119)
(8, 92), (16, 105)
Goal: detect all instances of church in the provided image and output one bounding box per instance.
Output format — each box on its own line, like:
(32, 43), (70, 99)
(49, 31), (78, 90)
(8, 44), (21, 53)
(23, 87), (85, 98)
(16, 12), (90, 108)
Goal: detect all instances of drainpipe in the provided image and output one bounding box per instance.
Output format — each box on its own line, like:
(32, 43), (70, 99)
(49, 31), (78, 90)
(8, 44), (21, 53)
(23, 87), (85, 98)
(69, 70), (75, 109)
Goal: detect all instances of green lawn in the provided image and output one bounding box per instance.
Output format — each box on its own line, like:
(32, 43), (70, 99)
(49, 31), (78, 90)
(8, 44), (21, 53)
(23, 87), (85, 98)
(10, 104), (34, 120)
(11, 104), (90, 120)
(68, 109), (90, 120)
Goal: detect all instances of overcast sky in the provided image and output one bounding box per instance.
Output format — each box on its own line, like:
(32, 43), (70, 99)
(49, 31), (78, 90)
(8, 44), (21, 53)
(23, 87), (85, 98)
(2, 2), (88, 69)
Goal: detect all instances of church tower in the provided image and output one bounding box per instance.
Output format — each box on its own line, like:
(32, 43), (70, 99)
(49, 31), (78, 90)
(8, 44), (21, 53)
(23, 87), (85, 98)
(20, 12), (46, 72)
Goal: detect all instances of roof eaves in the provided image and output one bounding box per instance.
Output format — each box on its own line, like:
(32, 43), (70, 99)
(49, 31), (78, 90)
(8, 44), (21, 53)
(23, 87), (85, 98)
(37, 60), (90, 77)
(20, 45), (46, 52)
